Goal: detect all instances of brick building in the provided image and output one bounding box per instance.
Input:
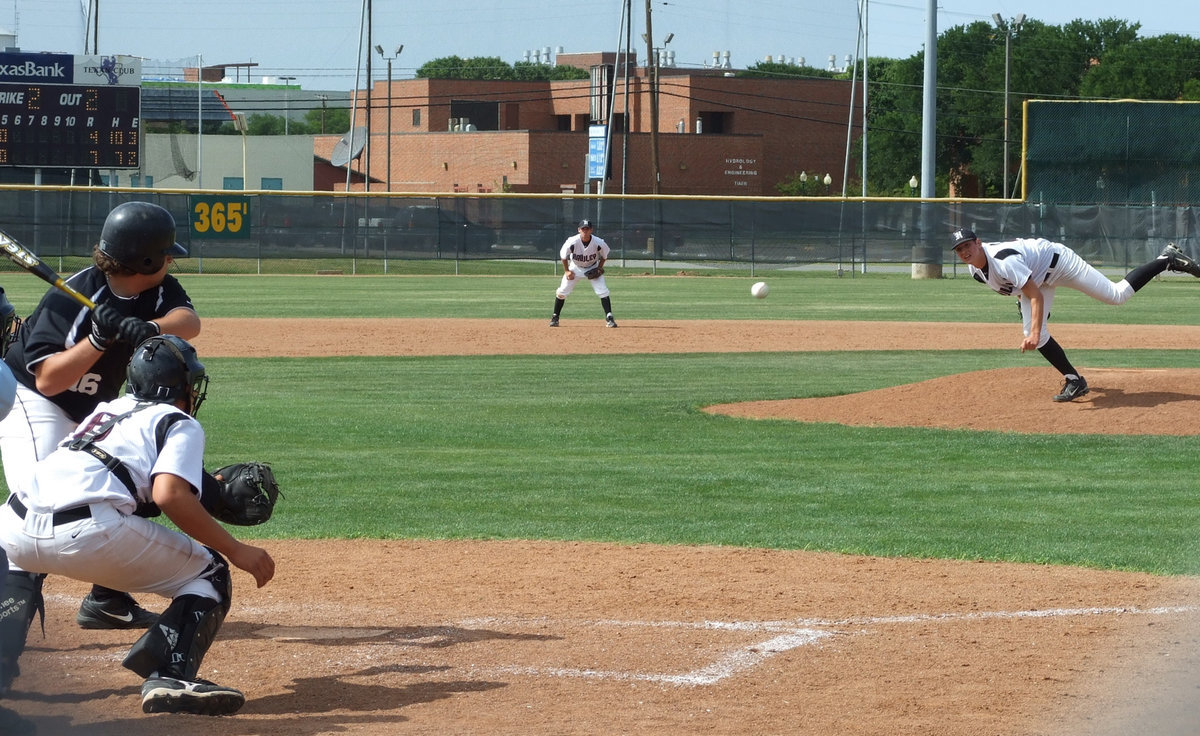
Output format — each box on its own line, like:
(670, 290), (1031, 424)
(315, 53), (861, 196)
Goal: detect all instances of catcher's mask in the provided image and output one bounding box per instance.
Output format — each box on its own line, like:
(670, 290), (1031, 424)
(126, 335), (209, 416)
(99, 201), (188, 275)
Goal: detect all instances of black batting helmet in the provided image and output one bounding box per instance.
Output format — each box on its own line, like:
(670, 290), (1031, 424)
(99, 202), (187, 275)
(127, 335), (208, 416)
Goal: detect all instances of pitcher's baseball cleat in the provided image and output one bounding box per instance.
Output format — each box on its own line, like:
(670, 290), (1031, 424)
(1161, 243), (1200, 278)
(1053, 376), (1089, 402)
(605, 315), (618, 328)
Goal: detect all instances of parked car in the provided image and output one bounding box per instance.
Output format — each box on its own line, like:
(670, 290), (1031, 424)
(394, 205), (497, 255)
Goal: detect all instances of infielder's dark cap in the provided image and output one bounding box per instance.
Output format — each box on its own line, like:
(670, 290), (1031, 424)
(950, 228), (977, 248)
(578, 219), (593, 228)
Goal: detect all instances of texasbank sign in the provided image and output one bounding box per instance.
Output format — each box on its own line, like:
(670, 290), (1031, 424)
(0, 52), (141, 85)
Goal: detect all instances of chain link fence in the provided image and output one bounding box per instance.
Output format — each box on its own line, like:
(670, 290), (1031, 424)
(0, 187), (1197, 276)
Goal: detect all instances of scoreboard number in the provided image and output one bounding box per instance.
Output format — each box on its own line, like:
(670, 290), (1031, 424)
(0, 82), (140, 169)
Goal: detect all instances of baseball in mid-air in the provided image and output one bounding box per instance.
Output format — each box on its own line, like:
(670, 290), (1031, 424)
(751, 281), (769, 299)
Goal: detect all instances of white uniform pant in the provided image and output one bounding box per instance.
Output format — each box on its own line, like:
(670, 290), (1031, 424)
(0, 384), (76, 498)
(1020, 247), (1135, 349)
(0, 501), (220, 602)
(557, 269), (610, 299)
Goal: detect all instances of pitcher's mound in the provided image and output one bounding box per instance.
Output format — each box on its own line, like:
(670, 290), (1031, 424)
(705, 367), (1200, 435)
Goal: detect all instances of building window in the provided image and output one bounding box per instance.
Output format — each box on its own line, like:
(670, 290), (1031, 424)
(260, 177), (283, 190)
(698, 111), (730, 135)
(130, 174), (153, 188)
(556, 114), (571, 131)
(412, 109), (421, 126)
(223, 177), (244, 190)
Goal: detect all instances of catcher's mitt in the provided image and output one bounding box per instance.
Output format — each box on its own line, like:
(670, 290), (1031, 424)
(584, 265), (604, 280)
(208, 462), (280, 526)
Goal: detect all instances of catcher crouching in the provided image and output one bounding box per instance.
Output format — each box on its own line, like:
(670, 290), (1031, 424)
(0, 336), (279, 716)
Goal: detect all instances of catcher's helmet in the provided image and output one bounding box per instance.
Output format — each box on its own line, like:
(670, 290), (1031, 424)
(99, 202), (187, 275)
(126, 335), (208, 416)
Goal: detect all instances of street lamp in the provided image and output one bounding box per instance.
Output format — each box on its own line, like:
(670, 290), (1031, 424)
(992, 12), (1024, 198)
(823, 172), (832, 194)
(279, 75), (296, 135)
(909, 175), (919, 196)
(375, 44), (403, 192)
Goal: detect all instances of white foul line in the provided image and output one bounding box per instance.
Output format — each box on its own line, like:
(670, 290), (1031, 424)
(461, 605), (1200, 687)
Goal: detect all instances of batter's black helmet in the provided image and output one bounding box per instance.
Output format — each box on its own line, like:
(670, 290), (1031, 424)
(99, 202), (187, 275)
(127, 335), (208, 416)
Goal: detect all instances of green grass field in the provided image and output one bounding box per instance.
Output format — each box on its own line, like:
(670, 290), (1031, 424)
(4, 269), (1200, 574)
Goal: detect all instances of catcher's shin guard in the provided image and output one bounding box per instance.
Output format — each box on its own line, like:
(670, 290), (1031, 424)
(122, 594), (225, 680)
(0, 572), (45, 693)
(123, 550), (231, 679)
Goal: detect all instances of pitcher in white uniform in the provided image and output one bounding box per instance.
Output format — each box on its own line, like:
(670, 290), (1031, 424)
(951, 228), (1200, 401)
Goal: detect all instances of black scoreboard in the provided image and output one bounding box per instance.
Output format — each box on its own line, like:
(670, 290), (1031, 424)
(0, 82), (140, 169)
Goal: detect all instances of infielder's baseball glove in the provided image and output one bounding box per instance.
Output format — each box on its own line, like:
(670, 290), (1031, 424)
(208, 462), (281, 526)
(584, 265), (604, 280)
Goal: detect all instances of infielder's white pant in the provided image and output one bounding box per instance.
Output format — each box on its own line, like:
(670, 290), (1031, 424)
(0, 501), (220, 602)
(0, 384), (76, 498)
(1020, 248), (1135, 349)
(556, 269), (610, 299)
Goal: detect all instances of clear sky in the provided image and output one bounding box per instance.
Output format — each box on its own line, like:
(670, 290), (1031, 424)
(5, 0), (1198, 92)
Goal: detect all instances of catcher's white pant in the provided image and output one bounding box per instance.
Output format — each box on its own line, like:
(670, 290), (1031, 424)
(1020, 248), (1135, 349)
(556, 268), (610, 299)
(0, 500), (220, 602)
(0, 384), (76, 498)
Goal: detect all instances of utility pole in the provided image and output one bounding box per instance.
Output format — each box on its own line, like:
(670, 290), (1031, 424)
(993, 12), (1024, 199)
(644, 0), (659, 195)
(365, 0), (373, 190)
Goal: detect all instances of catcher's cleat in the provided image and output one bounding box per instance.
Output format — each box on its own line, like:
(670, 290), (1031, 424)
(141, 676), (245, 716)
(77, 591), (158, 630)
(605, 315), (618, 328)
(549, 315), (559, 327)
(1161, 243), (1200, 278)
(1052, 375), (1089, 403)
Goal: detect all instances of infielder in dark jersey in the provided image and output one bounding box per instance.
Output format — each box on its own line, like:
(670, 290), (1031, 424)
(951, 228), (1200, 401)
(0, 202), (200, 693)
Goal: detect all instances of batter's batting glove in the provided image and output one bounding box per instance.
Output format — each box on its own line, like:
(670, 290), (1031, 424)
(89, 303), (121, 350)
(117, 316), (160, 347)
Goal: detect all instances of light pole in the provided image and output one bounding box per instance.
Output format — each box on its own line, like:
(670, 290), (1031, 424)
(823, 172), (832, 195)
(279, 75), (296, 135)
(374, 44), (403, 192)
(233, 112), (248, 189)
(317, 94), (328, 134)
(909, 175), (919, 196)
(992, 12), (1024, 199)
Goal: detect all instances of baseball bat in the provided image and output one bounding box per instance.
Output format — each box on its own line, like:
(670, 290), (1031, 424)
(0, 230), (96, 310)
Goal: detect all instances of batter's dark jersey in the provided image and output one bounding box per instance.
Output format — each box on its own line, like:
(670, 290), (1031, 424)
(3, 266), (196, 422)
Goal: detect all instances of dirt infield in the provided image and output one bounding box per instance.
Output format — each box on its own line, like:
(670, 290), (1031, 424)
(9, 318), (1200, 735)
